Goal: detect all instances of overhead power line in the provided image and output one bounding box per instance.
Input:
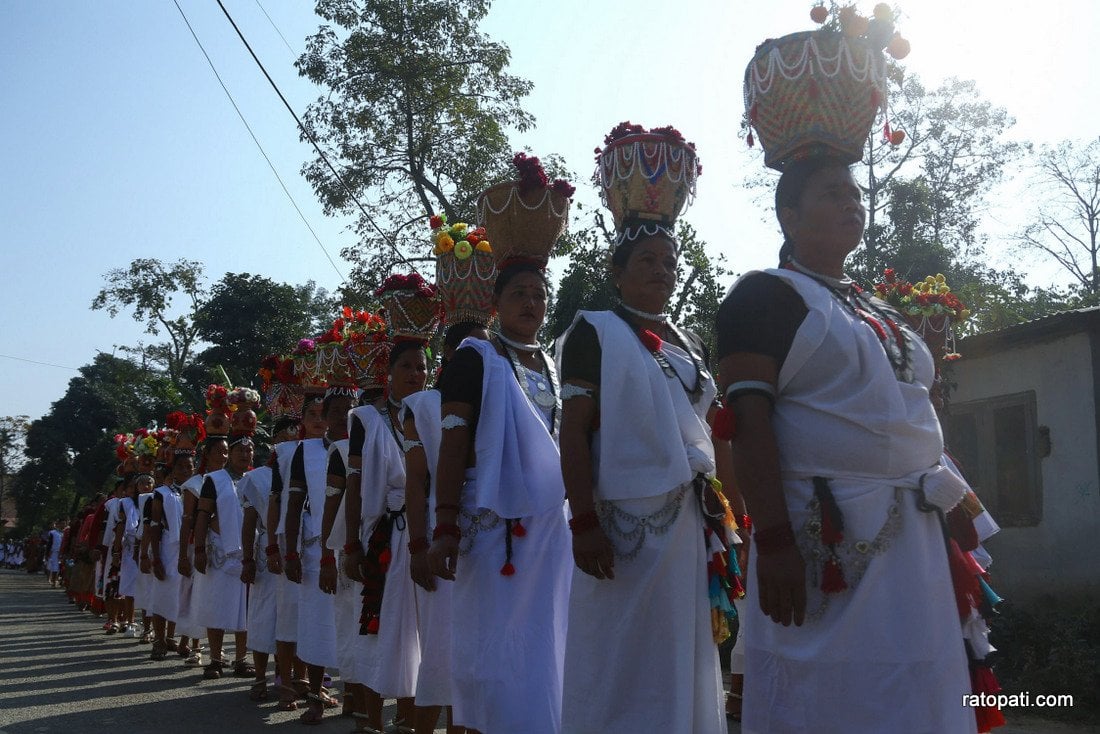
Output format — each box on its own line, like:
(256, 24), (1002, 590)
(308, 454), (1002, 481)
(253, 0), (296, 57)
(171, 0), (346, 282)
(0, 353), (80, 371)
(214, 0), (419, 275)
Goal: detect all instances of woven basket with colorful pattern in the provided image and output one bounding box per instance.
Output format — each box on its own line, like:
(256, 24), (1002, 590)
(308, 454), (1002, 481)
(477, 182), (569, 267)
(744, 30), (886, 170)
(598, 133), (699, 227)
(436, 249), (496, 326)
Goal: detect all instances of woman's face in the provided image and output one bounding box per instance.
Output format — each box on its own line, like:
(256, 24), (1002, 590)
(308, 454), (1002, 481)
(781, 165), (866, 260)
(494, 271), (547, 340)
(614, 235), (679, 312)
(301, 399), (327, 439)
(389, 346), (429, 401)
(135, 476), (154, 494)
(227, 441), (254, 474)
(205, 439), (229, 472)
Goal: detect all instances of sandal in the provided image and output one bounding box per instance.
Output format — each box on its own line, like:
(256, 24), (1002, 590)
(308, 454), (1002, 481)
(277, 685), (299, 711)
(249, 678), (269, 701)
(105, 623), (119, 635)
(234, 659), (256, 678)
(150, 640), (168, 661)
(203, 660), (224, 680)
(318, 688), (340, 709)
(350, 713), (382, 734)
(300, 694), (326, 725)
(140, 629), (154, 644)
(390, 716), (414, 734)
(165, 638), (179, 652)
(290, 679), (311, 700)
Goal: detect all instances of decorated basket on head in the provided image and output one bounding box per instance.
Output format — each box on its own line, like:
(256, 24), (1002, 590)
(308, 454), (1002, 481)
(874, 268), (970, 362)
(595, 122), (701, 237)
(165, 410), (205, 459)
(129, 428), (160, 474)
(431, 214), (496, 326)
(259, 354), (304, 420)
(376, 273), (441, 344)
(204, 384), (232, 438)
(477, 152), (574, 270)
(743, 4), (911, 170)
(343, 307), (391, 393)
(227, 386), (262, 437)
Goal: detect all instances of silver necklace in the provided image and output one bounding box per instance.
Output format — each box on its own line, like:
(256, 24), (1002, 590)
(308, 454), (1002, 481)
(495, 331), (541, 352)
(787, 258), (854, 291)
(504, 344), (558, 410)
(618, 300), (668, 322)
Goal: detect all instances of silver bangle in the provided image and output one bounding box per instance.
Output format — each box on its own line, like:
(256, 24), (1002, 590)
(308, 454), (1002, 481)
(402, 439), (424, 454)
(441, 414), (469, 430)
(561, 383), (596, 401)
(287, 487), (306, 495)
(324, 485), (344, 497)
(724, 380), (777, 401)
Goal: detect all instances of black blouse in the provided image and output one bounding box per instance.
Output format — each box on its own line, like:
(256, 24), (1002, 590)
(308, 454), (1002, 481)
(715, 272), (808, 370)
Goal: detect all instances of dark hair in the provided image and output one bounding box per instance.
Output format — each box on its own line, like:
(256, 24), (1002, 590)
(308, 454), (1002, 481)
(774, 155), (850, 265)
(388, 339), (427, 370)
(443, 321), (484, 352)
(493, 261), (549, 296)
(272, 416), (299, 436)
(610, 221), (678, 271)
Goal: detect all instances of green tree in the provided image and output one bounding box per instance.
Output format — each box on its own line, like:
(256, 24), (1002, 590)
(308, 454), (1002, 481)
(297, 0), (536, 287)
(548, 208), (732, 358)
(0, 415), (29, 532)
(189, 273), (333, 391)
(1015, 138), (1100, 302)
(91, 258), (207, 387)
(13, 354), (182, 527)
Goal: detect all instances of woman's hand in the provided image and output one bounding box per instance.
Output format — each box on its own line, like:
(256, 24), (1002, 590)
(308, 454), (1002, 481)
(192, 547), (208, 574)
(755, 544), (806, 627)
(343, 549), (363, 582)
(240, 559), (256, 584)
(267, 550), (283, 576)
(284, 556), (302, 584)
(318, 561), (337, 594)
(177, 554), (192, 578)
(572, 526), (616, 580)
(409, 552), (436, 592)
(427, 536), (459, 580)
(152, 558), (166, 581)
(140, 556), (152, 575)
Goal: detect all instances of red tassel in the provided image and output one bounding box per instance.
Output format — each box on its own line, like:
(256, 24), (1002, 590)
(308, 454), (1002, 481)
(746, 131), (754, 148)
(947, 505), (980, 552)
(947, 538), (981, 621)
(711, 406), (737, 441)
(365, 617), (379, 634)
(511, 521), (527, 538)
(500, 562), (515, 576)
(971, 666), (1006, 732)
(821, 557), (848, 593)
(820, 506), (844, 545)
(729, 575), (745, 599)
(378, 548), (392, 571)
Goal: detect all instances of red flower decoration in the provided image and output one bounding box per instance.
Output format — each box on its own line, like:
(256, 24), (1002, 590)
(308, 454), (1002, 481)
(639, 329), (663, 352)
(711, 406), (737, 441)
(429, 214), (443, 229)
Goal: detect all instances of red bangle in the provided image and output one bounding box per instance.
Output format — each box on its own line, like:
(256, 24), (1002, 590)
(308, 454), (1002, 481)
(319, 555), (336, 567)
(737, 514), (752, 532)
(342, 540), (362, 555)
(568, 511), (601, 535)
(431, 523), (461, 541)
(284, 551), (300, 562)
(265, 544), (280, 556)
(407, 536), (430, 555)
(435, 503), (460, 514)
(753, 522), (795, 555)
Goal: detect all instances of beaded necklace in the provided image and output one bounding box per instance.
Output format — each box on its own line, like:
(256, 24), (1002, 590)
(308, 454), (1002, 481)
(784, 261), (914, 383)
(494, 337), (559, 432)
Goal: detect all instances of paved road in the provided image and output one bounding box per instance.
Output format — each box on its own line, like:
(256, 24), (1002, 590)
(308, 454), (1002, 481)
(1, 569), (1095, 733)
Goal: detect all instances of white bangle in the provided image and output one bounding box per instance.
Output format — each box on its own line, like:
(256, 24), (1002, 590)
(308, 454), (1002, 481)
(324, 485), (344, 497)
(441, 415), (469, 430)
(561, 384), (596, 401)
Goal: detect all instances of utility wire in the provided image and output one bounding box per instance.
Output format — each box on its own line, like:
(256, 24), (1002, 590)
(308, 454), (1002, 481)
(253, 0), (296, 57)
(0, 353), (80, 371)
(214, 0), (419, 274)
(172, 0), (346, 282)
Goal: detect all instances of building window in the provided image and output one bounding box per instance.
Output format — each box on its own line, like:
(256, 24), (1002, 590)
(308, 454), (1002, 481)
(944, 391), (1043, 527)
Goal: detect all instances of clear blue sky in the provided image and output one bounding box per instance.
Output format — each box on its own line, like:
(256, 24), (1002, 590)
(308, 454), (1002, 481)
(2, 0), (1096, 424)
